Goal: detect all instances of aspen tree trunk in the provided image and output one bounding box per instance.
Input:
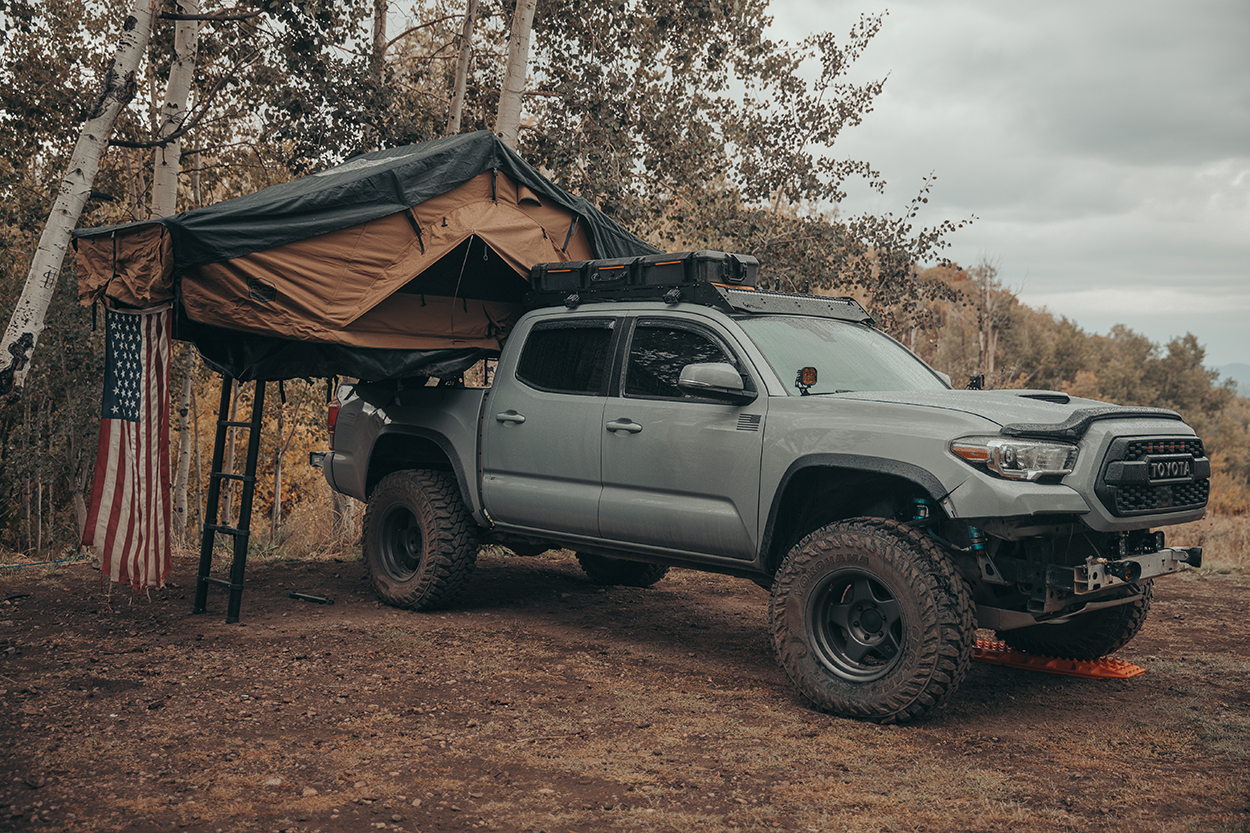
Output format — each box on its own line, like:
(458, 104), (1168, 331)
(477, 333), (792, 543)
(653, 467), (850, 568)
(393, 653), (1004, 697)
(192, 380), (203, 534)
(372, 0), (388, 74)
(447, 0), (479, 135)
(57, 347), (90, 542)
(173, 156), (204, 541)
(152, 3), (199, 538)
(271, 396), (284, 540)
(36, 483), (43, 557)
(0, 0), (158, 408)
(174, 352), (195, 539)
(151, 0), (199, 218)
(495, 0), (537, 149)
(222, 383), (240, 528)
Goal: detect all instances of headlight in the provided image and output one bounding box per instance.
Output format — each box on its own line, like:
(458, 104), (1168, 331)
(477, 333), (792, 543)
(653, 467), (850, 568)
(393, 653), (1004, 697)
(950, 436), (1078, 481)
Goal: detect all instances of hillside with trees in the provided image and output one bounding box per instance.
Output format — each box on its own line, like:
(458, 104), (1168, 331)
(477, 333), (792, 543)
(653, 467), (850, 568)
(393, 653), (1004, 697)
(1, 0), (1245, 563)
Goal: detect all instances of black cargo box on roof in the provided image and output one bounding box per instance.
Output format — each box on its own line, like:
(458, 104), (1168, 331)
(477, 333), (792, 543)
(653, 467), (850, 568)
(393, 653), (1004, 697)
(531, 250), (759, 294)
(527, 250), (873, 325)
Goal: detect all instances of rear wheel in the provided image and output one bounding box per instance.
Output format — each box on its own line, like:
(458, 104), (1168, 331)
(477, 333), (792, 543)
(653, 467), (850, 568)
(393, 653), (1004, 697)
(576, 553), (669, 587)
(997, 581), (1153, 660)
(769, 518), (975, 724)
(362, 470), (478, 610)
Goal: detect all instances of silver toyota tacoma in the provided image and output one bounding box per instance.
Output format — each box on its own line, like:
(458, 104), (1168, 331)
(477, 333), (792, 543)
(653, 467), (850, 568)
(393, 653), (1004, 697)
(321, 257), (1207, 723)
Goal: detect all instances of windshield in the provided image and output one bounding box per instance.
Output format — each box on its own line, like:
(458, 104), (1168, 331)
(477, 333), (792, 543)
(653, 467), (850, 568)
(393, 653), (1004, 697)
(736, 315), (949, 394)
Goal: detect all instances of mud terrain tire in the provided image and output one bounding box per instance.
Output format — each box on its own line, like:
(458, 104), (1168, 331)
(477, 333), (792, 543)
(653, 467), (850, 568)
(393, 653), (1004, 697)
(769, 518), (975, 724)
(997, 580), (1153, 660)
(363, 470), (478, 610)
(576, 553), (670, 587)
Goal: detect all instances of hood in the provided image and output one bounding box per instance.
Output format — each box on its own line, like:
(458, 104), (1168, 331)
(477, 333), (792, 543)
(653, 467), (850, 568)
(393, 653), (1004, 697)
(827, 390), (1183, 439)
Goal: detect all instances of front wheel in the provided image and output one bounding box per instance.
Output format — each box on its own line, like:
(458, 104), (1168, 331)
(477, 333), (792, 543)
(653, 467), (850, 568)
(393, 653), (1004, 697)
(769, 518), (975, 724)
(362, 469), (478, 610)
(997, 581), (1153, 660)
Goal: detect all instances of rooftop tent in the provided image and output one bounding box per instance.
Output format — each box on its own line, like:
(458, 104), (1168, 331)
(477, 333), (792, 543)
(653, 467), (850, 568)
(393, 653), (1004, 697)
(74, 131), (659, 380)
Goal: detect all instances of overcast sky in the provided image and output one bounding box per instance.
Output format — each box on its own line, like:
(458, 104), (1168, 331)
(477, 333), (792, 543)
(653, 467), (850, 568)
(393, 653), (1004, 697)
(769, 0), (1250, 370)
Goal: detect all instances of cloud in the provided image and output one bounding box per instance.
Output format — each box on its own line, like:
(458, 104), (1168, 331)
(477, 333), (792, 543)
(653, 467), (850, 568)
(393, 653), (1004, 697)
(769, 0), (1250, 364)
(1019, 287), (1250, 317)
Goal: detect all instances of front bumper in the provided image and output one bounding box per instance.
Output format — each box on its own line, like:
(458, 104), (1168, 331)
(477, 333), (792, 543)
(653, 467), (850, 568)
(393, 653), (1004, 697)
(975, 546), (1202, 630)
(1061, 546), (1203, 595)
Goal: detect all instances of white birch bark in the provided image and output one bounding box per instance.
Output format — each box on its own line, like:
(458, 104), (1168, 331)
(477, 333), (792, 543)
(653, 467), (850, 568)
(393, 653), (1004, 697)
(494, 0), (537, 149)
(151, 0), (199, 218)
(0, 0), (158, 408)
(447, 0), (479, 135)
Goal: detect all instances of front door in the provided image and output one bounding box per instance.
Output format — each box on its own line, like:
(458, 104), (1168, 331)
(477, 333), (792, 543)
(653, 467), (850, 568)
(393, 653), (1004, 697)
(598, 319), (766, 559)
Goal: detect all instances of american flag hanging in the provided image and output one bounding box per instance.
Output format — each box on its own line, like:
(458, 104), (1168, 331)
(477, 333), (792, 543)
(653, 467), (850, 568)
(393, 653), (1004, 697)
(82, 305), (173, 589)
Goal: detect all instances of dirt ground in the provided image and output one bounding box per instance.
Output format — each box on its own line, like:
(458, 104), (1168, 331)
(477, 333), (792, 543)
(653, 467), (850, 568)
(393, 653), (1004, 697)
(1, 547), (1247, 833)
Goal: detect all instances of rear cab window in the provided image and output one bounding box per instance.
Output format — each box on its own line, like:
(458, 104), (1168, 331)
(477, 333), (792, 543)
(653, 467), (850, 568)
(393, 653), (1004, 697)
(515, 319), (616, 395)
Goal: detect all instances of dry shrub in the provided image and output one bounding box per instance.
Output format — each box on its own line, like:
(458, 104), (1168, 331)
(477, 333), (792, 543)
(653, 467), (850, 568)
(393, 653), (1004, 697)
(277, 482), (361, 560)
(1170, 514), (1250, 573)
(1206, 454), (1250, 516)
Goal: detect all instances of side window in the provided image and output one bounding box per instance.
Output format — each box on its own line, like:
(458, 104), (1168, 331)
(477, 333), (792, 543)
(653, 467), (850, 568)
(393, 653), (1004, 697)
(515, 321), (614, 395)
(624, 323), (737, 399)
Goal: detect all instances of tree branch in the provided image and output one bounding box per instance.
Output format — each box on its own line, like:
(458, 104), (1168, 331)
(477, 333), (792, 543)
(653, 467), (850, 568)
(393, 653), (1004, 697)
(107, 47), (258, 149)
(384, 15), (458, 52)
(159, 9), (260, 21)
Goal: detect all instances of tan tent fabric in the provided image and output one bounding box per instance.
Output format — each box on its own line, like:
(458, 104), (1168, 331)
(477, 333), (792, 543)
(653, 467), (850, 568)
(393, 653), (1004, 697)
(75, 222), (174, 309)
(179, 171), (594, 350)
(70, 132), (658, 380)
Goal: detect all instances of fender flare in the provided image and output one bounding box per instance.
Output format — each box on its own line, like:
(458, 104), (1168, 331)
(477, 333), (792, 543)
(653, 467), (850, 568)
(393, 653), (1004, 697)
(367, 425), (477, 515)
(759, 453), (950, 566)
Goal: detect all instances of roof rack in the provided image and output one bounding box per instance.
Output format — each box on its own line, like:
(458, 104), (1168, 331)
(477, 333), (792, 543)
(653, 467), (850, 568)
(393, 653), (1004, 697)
(526, 251), (873, 325)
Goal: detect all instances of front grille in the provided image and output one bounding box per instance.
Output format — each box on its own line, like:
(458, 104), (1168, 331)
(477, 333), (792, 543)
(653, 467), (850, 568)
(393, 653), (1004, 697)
(1123, 438), (1205, 459)
(1097, 436), (1209, 517)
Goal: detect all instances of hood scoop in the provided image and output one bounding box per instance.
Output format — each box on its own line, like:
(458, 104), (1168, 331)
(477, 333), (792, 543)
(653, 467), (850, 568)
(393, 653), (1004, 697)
(1016, 391), (1071, 405)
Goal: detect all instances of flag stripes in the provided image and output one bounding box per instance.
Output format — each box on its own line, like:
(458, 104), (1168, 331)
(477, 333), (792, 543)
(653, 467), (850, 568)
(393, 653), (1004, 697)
(82, 305), (173, 589)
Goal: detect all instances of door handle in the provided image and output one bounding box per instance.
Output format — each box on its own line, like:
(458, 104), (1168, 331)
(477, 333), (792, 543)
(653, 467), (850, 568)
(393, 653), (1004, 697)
(606, 418), (642, 434)
(495, 410), (526, 424)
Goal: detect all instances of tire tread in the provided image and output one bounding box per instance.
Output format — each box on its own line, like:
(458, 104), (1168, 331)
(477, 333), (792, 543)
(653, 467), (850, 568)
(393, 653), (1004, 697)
(769, 517), (975, 724)
(362, 469), (478, 611)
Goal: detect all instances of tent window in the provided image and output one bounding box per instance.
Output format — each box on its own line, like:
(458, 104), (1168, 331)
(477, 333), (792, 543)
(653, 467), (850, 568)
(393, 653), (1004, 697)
(395, 237), (529, 303)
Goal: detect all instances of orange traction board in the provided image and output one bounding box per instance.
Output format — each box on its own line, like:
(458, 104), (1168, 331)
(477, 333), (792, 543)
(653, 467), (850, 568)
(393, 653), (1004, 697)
(972, 639), (1146, 679)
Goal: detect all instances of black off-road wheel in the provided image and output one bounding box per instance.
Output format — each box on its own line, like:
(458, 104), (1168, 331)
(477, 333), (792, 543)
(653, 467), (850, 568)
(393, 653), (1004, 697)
(576, 553), (670, 587)
(362, 470), (478, 610)
(769, 518), (975, 724)
(997, 580), (1153, 660)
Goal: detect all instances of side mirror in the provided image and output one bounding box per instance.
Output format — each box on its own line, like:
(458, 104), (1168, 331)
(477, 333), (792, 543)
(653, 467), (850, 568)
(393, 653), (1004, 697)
(677, 362), (758, 405)
(936, 371), (953, 388)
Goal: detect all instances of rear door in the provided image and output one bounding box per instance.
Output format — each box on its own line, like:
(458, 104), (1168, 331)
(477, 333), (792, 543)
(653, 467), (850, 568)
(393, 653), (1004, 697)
(597, 318), (767, 559)
(480, 318), (618, 537)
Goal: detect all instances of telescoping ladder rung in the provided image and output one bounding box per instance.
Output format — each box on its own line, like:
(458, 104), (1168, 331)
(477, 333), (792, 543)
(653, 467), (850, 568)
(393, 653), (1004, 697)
(193, 376), (266, 623)
(209, 472), (256, 484)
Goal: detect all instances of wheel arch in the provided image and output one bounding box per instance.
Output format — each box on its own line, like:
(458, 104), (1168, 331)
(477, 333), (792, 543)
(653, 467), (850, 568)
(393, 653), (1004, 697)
(760, 455), (949, 576)
(366, 428), (474, 510)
